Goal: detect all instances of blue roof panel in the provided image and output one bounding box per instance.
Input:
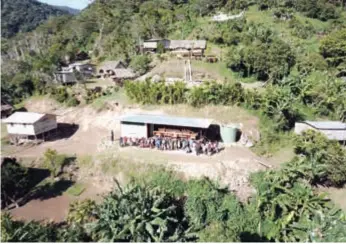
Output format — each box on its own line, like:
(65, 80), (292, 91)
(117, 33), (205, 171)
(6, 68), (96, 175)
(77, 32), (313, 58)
(120, 114), (213, 128)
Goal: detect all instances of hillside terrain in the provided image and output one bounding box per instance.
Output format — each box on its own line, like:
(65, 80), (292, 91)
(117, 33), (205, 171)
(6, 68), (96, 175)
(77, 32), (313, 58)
(51, 5), (80, 15)
(1, 0), (346, 242)
(1, 0), (71, 38)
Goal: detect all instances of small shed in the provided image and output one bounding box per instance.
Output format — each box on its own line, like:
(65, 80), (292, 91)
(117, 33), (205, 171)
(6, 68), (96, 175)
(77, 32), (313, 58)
(120, 114), (214, 139)
(97, 60), (127, 76)
(54, 71), (77, 84)
(97, 60), (136, 83)
(3, 112), (58, 144)
(294, 121), (346, 141)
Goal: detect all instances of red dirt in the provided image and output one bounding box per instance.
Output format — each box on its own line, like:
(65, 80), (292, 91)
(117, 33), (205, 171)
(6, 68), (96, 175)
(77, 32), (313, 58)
(9, 195), (72, 223)
(7, 182), (109, 223)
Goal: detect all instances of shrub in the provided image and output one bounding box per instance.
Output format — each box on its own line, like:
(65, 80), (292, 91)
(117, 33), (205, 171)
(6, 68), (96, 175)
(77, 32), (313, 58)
(129, 55), (151, 75)
(288, 17), (315, 39)
(294, 130), (346, 186)
(67, 199), (96, 224)
(43, 149), (67, 177)
(320, 28), (346, 67)
(66, 97), (80, 107)
(51, 87), (69, 103)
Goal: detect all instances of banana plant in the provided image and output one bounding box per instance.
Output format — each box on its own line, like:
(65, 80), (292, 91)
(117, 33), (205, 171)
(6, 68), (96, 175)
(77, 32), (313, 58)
(87, 182), (194, 242)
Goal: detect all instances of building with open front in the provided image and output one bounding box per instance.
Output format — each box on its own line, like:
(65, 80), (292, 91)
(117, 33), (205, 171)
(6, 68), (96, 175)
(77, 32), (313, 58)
(143, 39), (207, 57)
(120, 114), (219, 140)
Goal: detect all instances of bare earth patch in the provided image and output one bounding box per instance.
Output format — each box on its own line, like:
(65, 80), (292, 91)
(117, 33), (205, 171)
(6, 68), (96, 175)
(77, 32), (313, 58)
(3, 97), (269, 222)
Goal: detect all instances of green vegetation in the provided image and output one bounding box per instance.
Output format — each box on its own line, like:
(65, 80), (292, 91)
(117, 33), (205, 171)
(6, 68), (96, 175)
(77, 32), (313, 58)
(2, 136), (346, 241)
(129, 55), (152, 75)
(294, 130), (346, 186)
(1, 158), (29, 208)
(67, 199), (97, 225)
(320, 28), (346, 67)
(1, 0), (70, 38)
(43, 149), (68, 177)
(1, 1), (346, 242)
(66, 183), (86, 197)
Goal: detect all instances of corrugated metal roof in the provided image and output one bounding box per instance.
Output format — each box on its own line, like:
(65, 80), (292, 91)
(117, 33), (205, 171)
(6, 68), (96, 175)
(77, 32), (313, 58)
(168, 40), (206, 49)
(3, 112), (46, 124)
(304, 121), (346, 130)
(143, 39), (207, 50)
(120, 114), (213, 128)
(113, 68), (136, 78)
(98, 60), (125, 71)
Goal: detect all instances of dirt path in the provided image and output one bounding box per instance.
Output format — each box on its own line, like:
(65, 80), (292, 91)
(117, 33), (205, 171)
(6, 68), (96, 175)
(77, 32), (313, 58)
(9, 195), (72, 222)
(8, 182), (108, 223)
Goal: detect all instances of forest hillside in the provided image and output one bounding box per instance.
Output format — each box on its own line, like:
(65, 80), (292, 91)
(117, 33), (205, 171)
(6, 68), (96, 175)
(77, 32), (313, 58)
(1, 0), (71, 38)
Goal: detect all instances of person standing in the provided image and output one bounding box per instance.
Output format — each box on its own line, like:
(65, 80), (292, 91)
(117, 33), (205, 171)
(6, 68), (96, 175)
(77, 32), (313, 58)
(111, 130), (114, 142)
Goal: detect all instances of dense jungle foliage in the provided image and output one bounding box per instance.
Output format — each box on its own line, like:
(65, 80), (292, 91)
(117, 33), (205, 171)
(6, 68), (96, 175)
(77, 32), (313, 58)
(1, 0), (71, 38)
(2, 130), (346, 242)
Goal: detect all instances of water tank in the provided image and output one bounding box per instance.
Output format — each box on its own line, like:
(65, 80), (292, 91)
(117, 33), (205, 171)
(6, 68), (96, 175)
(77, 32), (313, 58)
(220, 125), (238, 144)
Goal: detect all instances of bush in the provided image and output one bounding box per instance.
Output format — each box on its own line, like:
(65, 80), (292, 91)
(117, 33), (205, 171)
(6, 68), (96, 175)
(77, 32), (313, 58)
(320, 28), (346, 67)
(66, 97), (80, 107)
(129, 55), (151, 75)
(288, 17), (315, 39)
(296, 53), (328, 74)
(294, 130), (346, 186)
(43, 149), (67, 177)
(51, 87), (69, 103)
(67, 199), (96, 224)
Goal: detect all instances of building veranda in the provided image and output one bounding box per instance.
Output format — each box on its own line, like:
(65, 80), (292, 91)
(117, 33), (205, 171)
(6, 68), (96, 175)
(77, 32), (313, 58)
(119, 114), (223, 155)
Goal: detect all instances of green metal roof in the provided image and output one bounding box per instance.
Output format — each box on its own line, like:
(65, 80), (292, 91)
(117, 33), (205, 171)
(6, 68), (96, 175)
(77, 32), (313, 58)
(120, 114), (213, 128)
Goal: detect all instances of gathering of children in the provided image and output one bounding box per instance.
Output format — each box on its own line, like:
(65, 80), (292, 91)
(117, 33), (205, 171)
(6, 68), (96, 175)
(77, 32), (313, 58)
(119, 136), (220, 156)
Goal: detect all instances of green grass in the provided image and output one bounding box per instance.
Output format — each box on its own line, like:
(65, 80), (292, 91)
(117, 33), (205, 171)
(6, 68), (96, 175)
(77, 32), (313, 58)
(191, 60), (257, 83)
(66, 183), (86, 196)
(13, 94), (46, 110)
(1, 123), (8, 139)
(77, 155), (93, 168)
(91, 88), (131, 110)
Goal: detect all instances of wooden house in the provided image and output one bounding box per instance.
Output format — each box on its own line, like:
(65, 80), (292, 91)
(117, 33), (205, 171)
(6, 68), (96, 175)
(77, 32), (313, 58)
(54, 61), (95, 84)
(97, 60), (136, 84)
(3, 112), (57, 144)
(143, 39), (207, 57)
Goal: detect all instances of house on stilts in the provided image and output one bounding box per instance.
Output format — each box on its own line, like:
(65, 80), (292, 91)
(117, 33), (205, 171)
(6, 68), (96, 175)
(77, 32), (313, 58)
(3, 112), (58, 145)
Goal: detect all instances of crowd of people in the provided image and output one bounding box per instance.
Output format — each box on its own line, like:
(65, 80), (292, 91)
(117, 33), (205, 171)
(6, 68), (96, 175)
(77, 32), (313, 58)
(119, 136), (220, 156)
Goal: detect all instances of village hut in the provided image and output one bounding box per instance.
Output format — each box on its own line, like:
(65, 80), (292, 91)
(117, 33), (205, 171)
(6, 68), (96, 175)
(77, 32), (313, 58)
(3, 112), (58, 144)
(143, 39), (207, 57)
(97, 60), (136, 84)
